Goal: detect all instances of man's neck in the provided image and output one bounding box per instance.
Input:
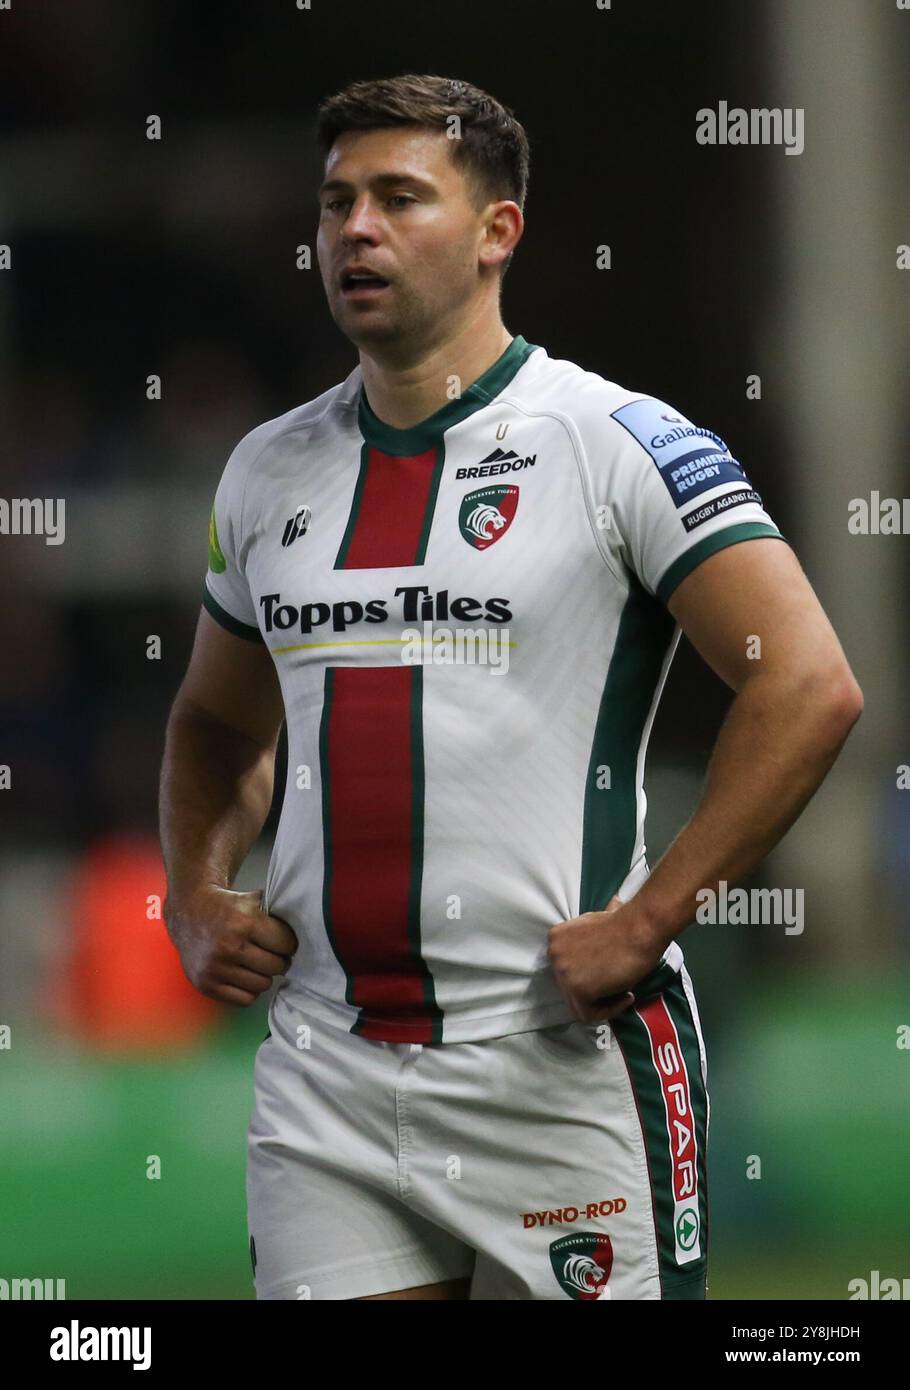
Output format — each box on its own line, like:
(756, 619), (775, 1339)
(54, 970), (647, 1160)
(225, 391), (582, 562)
(358, 316), (513, 432)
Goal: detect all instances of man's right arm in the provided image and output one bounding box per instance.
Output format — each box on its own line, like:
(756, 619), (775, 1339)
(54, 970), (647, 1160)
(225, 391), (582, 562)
(159, 608), (299, 1006)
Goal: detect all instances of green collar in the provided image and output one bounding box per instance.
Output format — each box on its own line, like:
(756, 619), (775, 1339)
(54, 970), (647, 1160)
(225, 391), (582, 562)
(357, 333), (539, 455)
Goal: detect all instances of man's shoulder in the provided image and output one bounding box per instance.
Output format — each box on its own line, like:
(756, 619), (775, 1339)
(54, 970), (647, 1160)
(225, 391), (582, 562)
(515, 348), (725, 475)
(226, 371), (360, 475)
(512, 345), (659, 431)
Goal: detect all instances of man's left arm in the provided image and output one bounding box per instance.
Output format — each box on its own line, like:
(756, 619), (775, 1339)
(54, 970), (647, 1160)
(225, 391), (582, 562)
(548, 536), (864, 1022)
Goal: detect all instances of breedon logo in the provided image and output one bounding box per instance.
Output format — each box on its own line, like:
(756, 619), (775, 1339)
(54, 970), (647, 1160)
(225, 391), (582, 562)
(549, 1232), (614, 1301)
(459, 485), (519, 550)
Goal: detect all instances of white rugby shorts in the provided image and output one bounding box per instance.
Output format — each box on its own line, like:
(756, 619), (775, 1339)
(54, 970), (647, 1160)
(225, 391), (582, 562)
(246, 963), (710, 1300)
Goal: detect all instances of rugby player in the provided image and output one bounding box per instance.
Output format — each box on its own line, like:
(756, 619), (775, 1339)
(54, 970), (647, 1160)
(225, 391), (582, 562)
(159, 74), (863, 1300)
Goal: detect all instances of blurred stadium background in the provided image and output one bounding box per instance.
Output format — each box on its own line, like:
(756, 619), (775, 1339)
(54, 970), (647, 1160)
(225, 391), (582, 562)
(1, 0), (908, 1299)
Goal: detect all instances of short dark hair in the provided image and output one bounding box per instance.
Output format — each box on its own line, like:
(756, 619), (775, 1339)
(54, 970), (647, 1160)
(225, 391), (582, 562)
(316, 74), (530, 276)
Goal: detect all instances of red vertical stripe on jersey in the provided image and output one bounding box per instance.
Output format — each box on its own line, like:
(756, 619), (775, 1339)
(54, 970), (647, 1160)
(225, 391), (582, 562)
(340, 446), (438, 568)
(323, 664), (435, 1041)
(636, 996), (698, 1204)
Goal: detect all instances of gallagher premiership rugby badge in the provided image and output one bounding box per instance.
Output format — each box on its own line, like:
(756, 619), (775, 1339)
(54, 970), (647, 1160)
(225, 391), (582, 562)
(549, 1232), (614, 1300)
(459, 485), (518, 550)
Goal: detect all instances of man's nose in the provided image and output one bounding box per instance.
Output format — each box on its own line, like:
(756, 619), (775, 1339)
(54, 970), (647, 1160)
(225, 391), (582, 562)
(341, 196), (380, 241)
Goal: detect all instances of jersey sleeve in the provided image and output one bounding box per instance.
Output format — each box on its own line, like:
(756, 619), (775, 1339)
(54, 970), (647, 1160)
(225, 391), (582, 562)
(599, 395), (787, 605)
(201, 439), (264, 642)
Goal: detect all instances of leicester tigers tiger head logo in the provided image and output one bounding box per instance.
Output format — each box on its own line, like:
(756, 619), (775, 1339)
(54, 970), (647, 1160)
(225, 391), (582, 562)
(465, 503), (506, 540)
(549, 1232), (614, 1300)
(458, 484), (519, 550)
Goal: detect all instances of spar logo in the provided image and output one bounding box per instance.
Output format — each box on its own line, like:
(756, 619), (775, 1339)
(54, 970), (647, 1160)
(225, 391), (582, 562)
(549, 1232), (614, 1301)
(637, 995), (702, 1265)
(459, 485), (518, 550)
(676, 1207), (699, 1252)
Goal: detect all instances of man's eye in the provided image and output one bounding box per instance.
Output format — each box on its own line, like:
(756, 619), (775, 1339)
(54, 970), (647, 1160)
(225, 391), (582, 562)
(322, 194), (413, 214)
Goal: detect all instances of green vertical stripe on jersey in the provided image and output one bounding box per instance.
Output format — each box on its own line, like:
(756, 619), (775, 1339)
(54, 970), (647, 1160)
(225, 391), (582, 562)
(318, 666), (352, 1008)
(334, 441), (371, 570)
(414, 442), (446, 567)
(407, 662), (442, 1040)
(579, 573), (676, 916)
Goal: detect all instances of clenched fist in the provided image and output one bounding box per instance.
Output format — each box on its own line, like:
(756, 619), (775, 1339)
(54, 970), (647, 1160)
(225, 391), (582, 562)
(548, 894), (667, 1024)
(165, 886), (298, 1007)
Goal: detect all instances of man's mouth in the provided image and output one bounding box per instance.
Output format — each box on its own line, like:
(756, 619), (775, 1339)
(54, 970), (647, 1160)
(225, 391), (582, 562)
(340, 269), (391, 297)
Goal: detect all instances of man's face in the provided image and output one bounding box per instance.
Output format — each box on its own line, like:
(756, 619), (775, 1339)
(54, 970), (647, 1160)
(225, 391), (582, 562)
(316, 125), (494, 354)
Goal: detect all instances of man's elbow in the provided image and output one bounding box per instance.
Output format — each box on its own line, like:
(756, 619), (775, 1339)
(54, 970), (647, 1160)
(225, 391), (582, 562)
(819, 668), (864, 738)
(760, 662), (863, 743)
(836, 666), (864, 719)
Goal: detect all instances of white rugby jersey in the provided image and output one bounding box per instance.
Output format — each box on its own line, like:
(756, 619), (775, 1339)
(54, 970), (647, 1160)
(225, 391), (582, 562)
(203, 334), (786, 1043)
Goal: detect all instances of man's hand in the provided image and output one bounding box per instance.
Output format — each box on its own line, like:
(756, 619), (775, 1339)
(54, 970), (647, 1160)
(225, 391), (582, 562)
(165, 886), (299, 1007)
(548, 895), (669, 1024)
